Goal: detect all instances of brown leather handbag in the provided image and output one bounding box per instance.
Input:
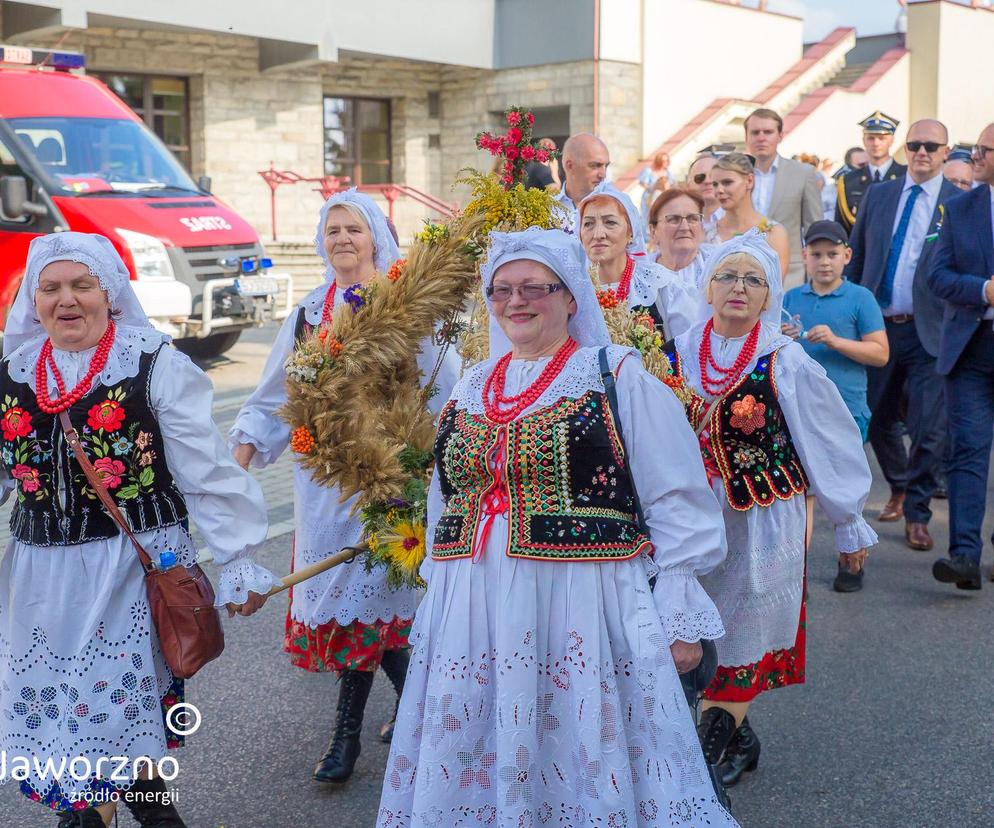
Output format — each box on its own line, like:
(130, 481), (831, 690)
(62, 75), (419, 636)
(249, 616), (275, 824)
(60, 411), (225, 679)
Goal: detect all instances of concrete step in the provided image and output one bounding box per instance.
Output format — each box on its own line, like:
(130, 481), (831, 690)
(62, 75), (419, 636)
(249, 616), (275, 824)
(825, 62), (872, 88)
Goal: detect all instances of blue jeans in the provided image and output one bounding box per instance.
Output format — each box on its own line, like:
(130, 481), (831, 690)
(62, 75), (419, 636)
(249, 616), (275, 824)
(945, 325), (994, 562)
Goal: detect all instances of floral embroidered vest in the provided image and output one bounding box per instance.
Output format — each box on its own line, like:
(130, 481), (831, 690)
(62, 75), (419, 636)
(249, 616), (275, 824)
(0, 346), (188, 546)
(431, 390), (651, 561)
(662, 343), (809, 511)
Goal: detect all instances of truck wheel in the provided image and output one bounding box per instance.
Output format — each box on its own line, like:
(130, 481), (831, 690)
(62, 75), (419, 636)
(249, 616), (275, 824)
(175, 330), (242, 359)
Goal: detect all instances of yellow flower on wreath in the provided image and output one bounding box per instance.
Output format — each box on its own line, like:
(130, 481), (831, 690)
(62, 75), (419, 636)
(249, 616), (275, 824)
(382, 521), (427, 583)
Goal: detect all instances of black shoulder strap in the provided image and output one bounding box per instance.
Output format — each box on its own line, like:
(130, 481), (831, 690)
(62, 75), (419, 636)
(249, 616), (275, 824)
(598, 347), (648, 534)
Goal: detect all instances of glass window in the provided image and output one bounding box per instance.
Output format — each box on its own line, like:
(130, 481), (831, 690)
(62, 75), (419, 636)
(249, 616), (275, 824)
(323, 96), (391, 185)
(95, 73), (191, 170)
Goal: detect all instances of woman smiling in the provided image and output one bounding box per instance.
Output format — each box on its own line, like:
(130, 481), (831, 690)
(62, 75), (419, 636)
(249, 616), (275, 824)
(378, 227), (737, 827)
(662, 231), (876, 788)
(0, 233), (272, 828)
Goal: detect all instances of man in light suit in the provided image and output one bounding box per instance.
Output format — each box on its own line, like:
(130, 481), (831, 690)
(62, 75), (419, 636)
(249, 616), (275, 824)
(745, 108), (823, 289)
(846, 119), (958, 554)
(926, 122), (994, 591)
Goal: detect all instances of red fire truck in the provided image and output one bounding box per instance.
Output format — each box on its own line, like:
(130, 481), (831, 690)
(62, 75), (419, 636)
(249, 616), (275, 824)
(0, 45), (292, 357)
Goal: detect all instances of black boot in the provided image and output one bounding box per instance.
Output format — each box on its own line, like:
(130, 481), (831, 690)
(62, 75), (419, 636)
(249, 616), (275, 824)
(57, 810), (107, 828)
(313, 669), (375, 783)
(718, 716), (761, 787)
(696, 706), (737, 765)
(378, 648), (410, 743)
(122, 776), (187, 827)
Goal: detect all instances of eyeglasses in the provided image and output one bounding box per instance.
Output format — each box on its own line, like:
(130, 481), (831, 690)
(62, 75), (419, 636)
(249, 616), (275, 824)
(906, 141), (946, 154)
(660, 213), (704, 227)
(973, 144), (994, 159)
(486, 282), (565, 302)
(692, 173), (710, 185)
(711, 272), (768, 290)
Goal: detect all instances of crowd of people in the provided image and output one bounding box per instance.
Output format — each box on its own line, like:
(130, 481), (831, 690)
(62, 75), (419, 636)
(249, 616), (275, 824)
(0, 104), (992, 828)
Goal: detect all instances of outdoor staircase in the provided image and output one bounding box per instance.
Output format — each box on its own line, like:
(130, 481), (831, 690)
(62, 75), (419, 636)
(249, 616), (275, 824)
(266, 241), (323, 303)
(824, 63), (874, 88)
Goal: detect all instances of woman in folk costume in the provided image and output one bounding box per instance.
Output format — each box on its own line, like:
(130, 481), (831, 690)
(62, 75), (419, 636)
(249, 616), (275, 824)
(378, 227), (738, 828)
(577, 181), (699, 341)
(0, 232), (272, 828)
(662, 231), (876, 787)
(231, 189), (460, 784)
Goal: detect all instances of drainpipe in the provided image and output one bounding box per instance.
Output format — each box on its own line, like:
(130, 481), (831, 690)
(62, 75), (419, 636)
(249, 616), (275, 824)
(592, 0), (600, 135)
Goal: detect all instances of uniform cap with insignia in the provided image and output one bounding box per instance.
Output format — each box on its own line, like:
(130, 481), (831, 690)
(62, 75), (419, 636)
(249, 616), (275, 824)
(859, 111), (899, 135)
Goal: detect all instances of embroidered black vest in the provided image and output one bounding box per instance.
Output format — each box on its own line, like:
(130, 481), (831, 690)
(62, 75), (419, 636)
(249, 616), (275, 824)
(663, 343), (808, 511)
(293, 305), (312, 347)
(431, 390), (651, 561)
(0, 346), (188, 546)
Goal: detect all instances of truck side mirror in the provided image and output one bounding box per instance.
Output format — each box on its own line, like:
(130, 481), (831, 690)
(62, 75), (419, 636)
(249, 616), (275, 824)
(0, 176), (47, 219)
(197, 175), (212, 194)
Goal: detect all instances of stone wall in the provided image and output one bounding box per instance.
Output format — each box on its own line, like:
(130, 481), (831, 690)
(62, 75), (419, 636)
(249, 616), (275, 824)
(5, 25), (640, 247)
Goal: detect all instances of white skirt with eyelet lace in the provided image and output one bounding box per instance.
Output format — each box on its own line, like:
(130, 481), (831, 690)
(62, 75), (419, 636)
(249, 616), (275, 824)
(376, 516), (739, 828)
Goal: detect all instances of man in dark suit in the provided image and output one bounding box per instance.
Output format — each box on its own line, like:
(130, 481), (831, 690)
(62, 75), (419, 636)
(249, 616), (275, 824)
(836, 111), (907, 233)
(926, 123), (994, 591)
(846, 119), (958, 552)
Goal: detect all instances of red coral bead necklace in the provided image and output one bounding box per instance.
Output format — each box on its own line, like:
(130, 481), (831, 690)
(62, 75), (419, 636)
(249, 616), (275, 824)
(321, 281), (338, 323)
(36, 320), (117, 414)
(483, 337), (579, 424)
(595, 255), (635, 308)
(698, 318), (760, 397)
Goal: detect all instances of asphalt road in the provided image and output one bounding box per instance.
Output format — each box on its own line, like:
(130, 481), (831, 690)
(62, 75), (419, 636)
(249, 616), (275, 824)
(2, 323), (993, 827)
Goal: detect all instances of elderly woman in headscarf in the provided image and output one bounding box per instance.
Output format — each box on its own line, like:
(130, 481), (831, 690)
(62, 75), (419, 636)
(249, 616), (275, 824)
(377, 227), (738, 828)
(0, 232), (272, 828)
(231, 188), (460, 785)
(662, 230), (877, 788)
(577, 181), (699, 341)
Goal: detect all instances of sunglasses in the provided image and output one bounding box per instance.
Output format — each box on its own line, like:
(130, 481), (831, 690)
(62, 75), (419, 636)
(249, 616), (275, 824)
(906, 141), (946, 154)
(974, 144), (994, 159)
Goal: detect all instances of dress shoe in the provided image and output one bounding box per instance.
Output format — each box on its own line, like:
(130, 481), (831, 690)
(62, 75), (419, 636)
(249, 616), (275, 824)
(832, 561), (864, 593)
(905, 522), (934, 551)
(878, 492), (905, 522)
(932, 555), (981, 591)
(696, 707), (737, 765)
(718, 717), (760, 787)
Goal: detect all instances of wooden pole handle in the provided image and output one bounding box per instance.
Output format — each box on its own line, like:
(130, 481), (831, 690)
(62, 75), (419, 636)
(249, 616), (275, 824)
(265, 545), (365, 597)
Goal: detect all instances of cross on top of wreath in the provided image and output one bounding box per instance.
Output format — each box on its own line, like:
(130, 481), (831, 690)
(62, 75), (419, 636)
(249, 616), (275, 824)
(476, 106), (561, 190)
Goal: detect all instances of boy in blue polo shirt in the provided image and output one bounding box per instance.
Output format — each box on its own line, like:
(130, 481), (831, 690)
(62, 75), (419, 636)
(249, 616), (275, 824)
(783, 220), (889, 592)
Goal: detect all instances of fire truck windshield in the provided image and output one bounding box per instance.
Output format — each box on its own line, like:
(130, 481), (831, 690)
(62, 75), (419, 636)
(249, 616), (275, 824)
(8, 116), (200, 195)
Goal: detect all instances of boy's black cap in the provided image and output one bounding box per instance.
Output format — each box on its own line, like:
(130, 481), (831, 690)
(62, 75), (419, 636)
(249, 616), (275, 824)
(804, 220), (848, 246)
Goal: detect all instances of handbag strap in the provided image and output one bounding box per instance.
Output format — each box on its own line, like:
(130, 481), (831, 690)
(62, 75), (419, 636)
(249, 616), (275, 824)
(694, 393), (726, 439)
(58, 410), (155, 573)
(598, 347), (648, 534)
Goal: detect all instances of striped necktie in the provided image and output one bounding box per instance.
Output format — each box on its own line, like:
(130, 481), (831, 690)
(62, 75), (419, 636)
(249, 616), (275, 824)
(878, 184), (922, 308)
(873, 169), (881, 183)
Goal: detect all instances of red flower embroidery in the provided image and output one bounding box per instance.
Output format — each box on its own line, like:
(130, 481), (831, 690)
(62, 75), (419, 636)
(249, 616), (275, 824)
(88, 400), (126, 433)
(11, 464), (41, 493)
(93, 457), (125, 489)
(729, 394), (766, 435)
(1, 407), (32, 441)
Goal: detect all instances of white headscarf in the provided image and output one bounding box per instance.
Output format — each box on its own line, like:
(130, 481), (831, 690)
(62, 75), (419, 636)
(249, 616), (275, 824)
(479, 227), (610, 358)
(313, 188), (400, 283)
(696, 228), (791, 354)
(576, 181), (647, 256)
(4, 231), (156, 357)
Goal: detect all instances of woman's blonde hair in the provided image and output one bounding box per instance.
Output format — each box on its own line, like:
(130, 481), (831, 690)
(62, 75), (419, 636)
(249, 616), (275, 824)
(705, 251), (770, 309)
(713, 152), (755, 177)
